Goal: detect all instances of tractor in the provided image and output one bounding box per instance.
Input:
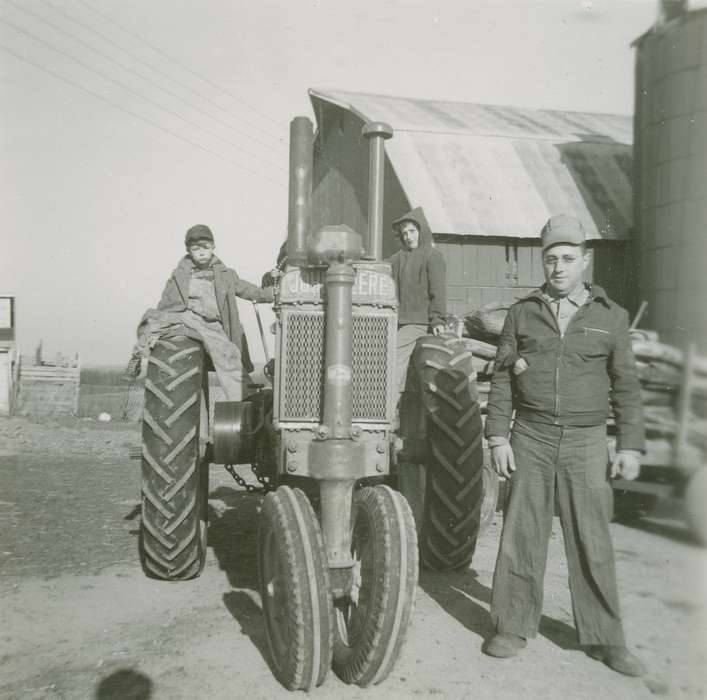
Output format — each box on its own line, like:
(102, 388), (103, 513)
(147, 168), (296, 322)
(136, 116), (491, 690)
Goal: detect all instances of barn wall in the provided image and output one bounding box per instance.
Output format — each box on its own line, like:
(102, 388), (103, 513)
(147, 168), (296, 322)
(312, 107), (368, 237)
(311, 104), (410, 256)
(436, 235), (630, 317)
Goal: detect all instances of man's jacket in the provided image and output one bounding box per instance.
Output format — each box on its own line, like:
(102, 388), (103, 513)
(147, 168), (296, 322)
(388, 207), (446, 328)
(146, 256), (274, 373)
(485, 285), (645, 452)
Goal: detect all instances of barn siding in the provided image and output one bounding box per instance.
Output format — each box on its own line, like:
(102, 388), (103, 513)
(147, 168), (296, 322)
(437, 236), (631, 317)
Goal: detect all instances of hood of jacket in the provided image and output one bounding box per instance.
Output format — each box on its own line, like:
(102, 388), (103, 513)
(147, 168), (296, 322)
(392, 207), (433, 250)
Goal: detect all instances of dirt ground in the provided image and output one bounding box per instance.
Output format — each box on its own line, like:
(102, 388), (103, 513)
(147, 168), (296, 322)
(1, 415), (705, 700)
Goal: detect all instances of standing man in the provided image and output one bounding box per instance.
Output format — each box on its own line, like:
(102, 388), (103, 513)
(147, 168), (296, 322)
(483, 214), (645, 677)
(388, 206), (446, 395)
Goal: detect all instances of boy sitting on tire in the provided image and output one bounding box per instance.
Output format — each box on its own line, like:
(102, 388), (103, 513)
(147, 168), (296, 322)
(125, 224), (274, 400)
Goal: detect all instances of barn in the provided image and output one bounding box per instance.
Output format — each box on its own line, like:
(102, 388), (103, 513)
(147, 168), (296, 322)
(309, 88), (638, 317)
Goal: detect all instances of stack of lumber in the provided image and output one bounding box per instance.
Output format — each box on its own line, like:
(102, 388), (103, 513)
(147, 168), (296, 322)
(629, 331), (707, 454)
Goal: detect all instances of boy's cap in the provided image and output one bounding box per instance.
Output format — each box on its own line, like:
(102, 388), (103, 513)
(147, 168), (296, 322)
(540, 215), (585, 250)
(185, 224), (214, 246)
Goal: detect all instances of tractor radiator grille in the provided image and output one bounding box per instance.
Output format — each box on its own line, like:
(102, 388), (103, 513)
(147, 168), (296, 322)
(280, 311), (393, 422)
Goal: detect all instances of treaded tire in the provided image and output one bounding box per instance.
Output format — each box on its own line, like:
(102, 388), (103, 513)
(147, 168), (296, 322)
(408, 334), (485, 572)
(684, 468), (707, 545)
(139, 336), (209, 581)
(258, 486), (334, 691)
(333, 485), (418, 687)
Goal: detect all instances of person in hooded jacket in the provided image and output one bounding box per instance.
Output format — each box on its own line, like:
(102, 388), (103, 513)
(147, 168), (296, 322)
(124, 224), (274, 400)
(388, 207), (447, 395)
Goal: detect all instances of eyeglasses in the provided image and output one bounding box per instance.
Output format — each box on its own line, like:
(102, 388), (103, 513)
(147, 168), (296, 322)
(543, 254), (579, 265)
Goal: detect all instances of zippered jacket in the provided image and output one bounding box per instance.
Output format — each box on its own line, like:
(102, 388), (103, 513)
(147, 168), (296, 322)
(485, 285), (645, 451)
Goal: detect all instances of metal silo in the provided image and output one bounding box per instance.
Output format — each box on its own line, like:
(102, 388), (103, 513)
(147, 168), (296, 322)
(633, 2), (707, 351)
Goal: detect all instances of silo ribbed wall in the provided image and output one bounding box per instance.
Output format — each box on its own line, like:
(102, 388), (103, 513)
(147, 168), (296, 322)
(634, 10), (707, 350)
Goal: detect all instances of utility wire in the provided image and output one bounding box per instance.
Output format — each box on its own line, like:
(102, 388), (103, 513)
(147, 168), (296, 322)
(0, 17), (285, 171)
(9, 0), (286, 158)
(41, 0), (287, 146)
(0, 43), (285, 186)
(75, 0), (284, 131)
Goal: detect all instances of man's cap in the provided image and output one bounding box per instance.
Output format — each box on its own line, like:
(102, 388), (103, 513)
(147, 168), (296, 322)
(540, 215), (585, 250)
(185, 224), (214, 246)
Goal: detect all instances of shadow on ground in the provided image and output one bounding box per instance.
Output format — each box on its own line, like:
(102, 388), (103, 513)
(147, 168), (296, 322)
(207, 485), (276, 674)
(208, 485), (262, 590)
(613, 514), (700, 547)
(419, 567), (578, 650)
(95, 669), (153, 699)
(223, 590), (276, 676)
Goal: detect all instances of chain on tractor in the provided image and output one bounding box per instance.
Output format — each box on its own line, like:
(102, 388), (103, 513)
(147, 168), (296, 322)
(224, 463), (273, 494)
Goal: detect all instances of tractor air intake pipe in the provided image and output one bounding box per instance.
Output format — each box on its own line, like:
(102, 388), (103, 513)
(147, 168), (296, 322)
(287, 116), (314, 266)
(307, 225), (365, 569)
(362, 122), (393, 261)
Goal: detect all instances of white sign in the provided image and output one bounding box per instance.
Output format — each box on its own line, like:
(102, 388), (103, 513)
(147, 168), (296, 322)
(0, 298), (11, 329)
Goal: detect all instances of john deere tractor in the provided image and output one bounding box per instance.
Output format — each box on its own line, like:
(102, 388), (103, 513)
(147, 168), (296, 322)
(137, 116), (489, 690)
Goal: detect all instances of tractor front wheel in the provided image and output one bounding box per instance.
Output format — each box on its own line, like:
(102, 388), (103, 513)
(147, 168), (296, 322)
(258, 486), (333, 691)
(332, 485), (418, 687)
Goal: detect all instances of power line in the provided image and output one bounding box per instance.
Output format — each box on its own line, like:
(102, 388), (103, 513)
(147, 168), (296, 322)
(75, 0), (285, 131)
(0, 17), (285, 171)
(9, 0), (286, 158)
(41, 0), (284, 146)
(0, 43), (286, 186)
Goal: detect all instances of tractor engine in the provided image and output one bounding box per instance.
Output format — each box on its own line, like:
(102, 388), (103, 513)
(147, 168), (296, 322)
(274, 257), (397, 480)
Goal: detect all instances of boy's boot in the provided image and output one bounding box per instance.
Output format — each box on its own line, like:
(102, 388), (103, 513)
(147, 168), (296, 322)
(123, 351), (144, 381)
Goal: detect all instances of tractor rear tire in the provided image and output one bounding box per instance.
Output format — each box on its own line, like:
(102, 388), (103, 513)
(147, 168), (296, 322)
(333, 485), (418, 687)
(139, 336), (209, 581)
(258, 486), (333, 691)
(684, 468), (707, 545)
(406, 334), (486, 572)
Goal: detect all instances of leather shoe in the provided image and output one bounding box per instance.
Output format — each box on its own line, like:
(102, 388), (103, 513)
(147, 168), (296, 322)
(482, 632), (527, 658)
(586, 645), (646, 677)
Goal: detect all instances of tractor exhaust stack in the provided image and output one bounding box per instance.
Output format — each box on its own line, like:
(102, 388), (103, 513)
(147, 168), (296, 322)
(286, 116), (314, 266)
(362, 121), (393, 261)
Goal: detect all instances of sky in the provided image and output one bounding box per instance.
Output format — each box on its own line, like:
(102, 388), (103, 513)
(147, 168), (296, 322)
(0, 0), (658, 366)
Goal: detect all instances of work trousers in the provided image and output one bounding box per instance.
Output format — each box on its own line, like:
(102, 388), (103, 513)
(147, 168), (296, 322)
(396, 324), (428, 395)
(490, 418), (626, 645)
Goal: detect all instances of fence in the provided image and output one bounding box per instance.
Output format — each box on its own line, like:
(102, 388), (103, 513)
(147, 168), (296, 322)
(14, 355), (81, 418)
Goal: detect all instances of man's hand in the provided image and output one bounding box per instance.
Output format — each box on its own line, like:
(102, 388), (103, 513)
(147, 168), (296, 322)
(611, 451), (641, 481)
(491, 444), (517, 479)
(431, 324), (444, 337)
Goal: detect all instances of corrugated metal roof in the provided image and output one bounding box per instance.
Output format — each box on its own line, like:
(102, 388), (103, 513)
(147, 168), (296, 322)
(309, 88), (634, 241)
